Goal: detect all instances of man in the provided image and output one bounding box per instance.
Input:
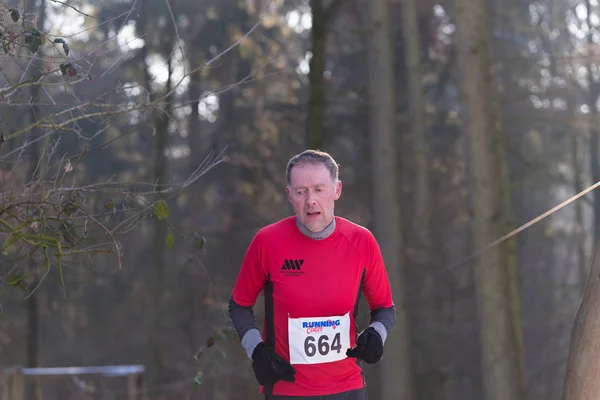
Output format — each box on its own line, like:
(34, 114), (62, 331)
(228, 150), (396, 399)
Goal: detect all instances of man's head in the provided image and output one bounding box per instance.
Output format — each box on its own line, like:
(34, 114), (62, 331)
(285, 150), (342, 233)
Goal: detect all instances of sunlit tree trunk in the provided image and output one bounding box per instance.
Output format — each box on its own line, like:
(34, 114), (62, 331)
(401, 0), (445, 397)
(365, 1), (414, 399)
(562, 6), (600, 394)
(453, 0), (525, 397)
(562, 238), (600, 399)
(584, 0), (600, 242)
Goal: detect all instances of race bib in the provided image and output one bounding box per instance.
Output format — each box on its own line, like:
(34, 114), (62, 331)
(288, 312), (351, 365)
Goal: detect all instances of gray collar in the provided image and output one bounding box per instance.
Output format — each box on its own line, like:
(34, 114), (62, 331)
(296, 217), (336, 240)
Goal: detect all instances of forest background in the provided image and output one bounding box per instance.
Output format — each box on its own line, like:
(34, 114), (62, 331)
(0, 0), (598, 399)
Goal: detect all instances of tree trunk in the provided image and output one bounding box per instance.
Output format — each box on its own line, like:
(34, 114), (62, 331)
(365, 1), (414, 399)
(561, 238), (600, 399)
(402, 0), (430, 263)
(143, 15), (173, 391)
(25, 1), (46, 399)
(401, 1), (443, 398)
(305, 0), (327, 150)
(187, 50), (204, 176)
(305, 0), (343, 149)
(453, 0), (525, 398)
(561, 3), (600, 395)
(585, 0), (600, 242)
(184, 35), (205, 356)
(571, 132), (588, 292)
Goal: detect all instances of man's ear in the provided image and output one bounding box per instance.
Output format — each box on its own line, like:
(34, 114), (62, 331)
(334, 180), (342, 200)
(286, 185), (292, 203)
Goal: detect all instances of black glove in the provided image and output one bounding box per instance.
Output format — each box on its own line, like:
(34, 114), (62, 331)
(251, 342), (296, 385)
(346, 327), (384, 364)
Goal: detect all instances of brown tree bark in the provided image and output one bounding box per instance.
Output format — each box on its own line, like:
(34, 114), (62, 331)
(401, 0), (446, 397)
(453, 0), (526, 397)
(141, 5), (173, 392)
(365, 1), (414, 399)
(24, 1), (46, 399)
(585, 0), (600, 242)
(562, 238), (600, 399)
(305, 0), (344, 149)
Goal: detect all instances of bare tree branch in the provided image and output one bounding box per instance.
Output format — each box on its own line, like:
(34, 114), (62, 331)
(48, 0), (107, 20)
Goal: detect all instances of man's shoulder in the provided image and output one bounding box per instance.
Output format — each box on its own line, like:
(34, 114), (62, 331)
(336, 217), (378, 248)
(255, 216), (297, 238)
(336, 216), (374, 238)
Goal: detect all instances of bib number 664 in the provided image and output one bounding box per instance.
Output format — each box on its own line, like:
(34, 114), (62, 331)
(304, 332), (342, 357)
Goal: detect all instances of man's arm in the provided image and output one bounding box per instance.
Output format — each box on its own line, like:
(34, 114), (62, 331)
(362, 232), (397, 344)
(369, 305), (396, 343)
(228, 296), (263, 359)
(229, 232), (268, 358)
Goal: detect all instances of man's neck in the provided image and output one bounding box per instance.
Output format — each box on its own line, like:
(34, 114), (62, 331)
(296, 217), (336, 240)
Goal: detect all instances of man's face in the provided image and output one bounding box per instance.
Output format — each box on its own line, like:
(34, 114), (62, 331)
(286, 162), (342, 232)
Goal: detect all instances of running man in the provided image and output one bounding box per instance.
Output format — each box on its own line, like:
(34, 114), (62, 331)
(229, 150), (396, 399)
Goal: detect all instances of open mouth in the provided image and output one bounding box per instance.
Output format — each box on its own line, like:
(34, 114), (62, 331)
(306, 211), (321, 218)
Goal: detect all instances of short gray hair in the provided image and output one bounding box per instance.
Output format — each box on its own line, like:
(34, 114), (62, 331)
(286, 149), (339, 185)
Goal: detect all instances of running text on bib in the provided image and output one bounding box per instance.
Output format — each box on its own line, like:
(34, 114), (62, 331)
(287, 312), (351, 365)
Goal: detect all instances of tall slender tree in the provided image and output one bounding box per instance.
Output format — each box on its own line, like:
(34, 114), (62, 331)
(365, 1), (414, 399)
(453, 0), (526, 397)
(305, 0), (344, 149)
(24, 0), (46, 398)
(140, 0), (175, 389)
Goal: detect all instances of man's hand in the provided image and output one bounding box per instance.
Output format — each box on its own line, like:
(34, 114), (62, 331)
(346, 327), (384, 364)
(251, 342), (296, 385)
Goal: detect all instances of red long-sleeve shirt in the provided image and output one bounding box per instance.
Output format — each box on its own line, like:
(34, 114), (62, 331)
(231, 216), (395, 396)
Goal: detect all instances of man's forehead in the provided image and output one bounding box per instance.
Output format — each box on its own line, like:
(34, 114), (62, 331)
(289, 163), (335, 185)
(289, 182), (331, 188)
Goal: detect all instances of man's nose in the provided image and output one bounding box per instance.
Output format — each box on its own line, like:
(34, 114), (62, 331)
(305, 191), (317, 204)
